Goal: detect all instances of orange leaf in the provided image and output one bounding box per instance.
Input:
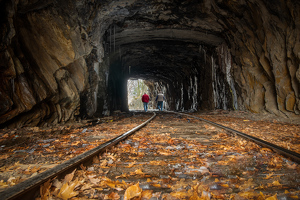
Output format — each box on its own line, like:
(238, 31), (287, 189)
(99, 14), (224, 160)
(0, 155), (9, 160)
(238, 191), (255, 199)
(265, 194), (277, 200)
(131, 169), (144, 175)
(104, 192), (120, 200)
(151, 183), (161, 188)
(123, 183), (142, 200)
(263, 173), (274, 179)
(141, 190), (153, 199)
(257, 192), (265, 200)
(93, 156), (100, 164)
(105, 181), (116, 189)
(125, 161), (136, 168)
(260, 148), (272, 152)
(167, 138), (175, 145)
(157, 150), (172, 156)
(287, 163), (297, 169)
(170, 191), (189, 199)
(0, 180), (9, 188)
(272, 180), (281, 186)
(40, 179), (52, 200)
(57, 179), (79, 200)
(115, 173), (128, 179)
(189, 192), (202, 200)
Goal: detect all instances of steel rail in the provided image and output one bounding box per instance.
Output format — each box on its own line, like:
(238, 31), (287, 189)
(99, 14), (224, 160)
(1, 112), (156, 200)
(167, 111), (300, 164)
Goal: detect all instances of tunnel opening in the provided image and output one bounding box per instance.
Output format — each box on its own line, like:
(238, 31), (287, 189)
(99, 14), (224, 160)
(127, 79), (149, 110)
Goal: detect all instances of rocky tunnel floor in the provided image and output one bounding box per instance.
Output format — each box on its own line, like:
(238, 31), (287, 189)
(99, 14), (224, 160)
(0, 111), (299, 199)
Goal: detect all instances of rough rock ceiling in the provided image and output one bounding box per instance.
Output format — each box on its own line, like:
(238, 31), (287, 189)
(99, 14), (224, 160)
(101, 0), (226, 82)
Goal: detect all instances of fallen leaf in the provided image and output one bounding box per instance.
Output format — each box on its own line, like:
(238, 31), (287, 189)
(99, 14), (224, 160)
(53, 179), (62, 189)
(100, 159), (108, 167)
(132, 168), (145, 175)
(81, 183), (94, 191)
(57, 179), (79, 200)
(201, 191), (211, 200)
(88, 175), (100, 185)
(199, 166), (209, 174)
(152, 192), (161, 198)
(157, 149), (172, 156)
(0, 155), (9, 160)
(104, 192), (120, 200)
(115, 173), (128, 179)
(189, 193), (202, 200)
(260, 148), (272, 153)
(93, 156), (100, 164)
(272, 180), (281, 186)
(265, 194), (277, 200)
(149, 160), (167, 165)
(238, 191), (255, 199)
(40, 179), (52, 200)
(141, 190), (153, 199)
(286, 163), (297, 169)
(170, 191), (189, 199)
(125, 161), (136, 168)
(115, 187), (124, 191)
(263, 173), (274, 179)
(80, 164), (86, 171)
(64, 169), (76, 183)
(123, 182), (142, 200)
(152, 183), (161, 188)
(257, 192), (265, 200)
(0, 180), (9, 188)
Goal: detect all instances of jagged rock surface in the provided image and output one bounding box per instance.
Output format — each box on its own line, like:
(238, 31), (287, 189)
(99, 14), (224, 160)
(0, 0), (299, 127)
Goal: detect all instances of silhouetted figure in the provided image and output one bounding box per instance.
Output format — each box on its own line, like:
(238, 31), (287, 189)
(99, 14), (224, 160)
(155, 92), (165, 111)
(142, 93), (150, 111)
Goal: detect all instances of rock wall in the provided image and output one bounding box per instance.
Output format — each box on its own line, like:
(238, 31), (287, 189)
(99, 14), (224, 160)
(0, 0), (299, 127)
(0, 0), (95, 127)
(217, 0), (300, 116)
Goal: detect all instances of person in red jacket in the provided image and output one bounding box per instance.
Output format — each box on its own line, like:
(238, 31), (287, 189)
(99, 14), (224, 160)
(142, 93), (150, 111)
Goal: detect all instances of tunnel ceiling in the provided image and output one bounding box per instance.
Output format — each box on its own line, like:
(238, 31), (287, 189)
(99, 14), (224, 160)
(102, 1), (225, 81)
(120, 40), (202, 80)
(0, 0), (299, 127)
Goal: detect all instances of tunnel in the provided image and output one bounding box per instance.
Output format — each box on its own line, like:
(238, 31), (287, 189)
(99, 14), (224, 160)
(0, 0), (299, 128)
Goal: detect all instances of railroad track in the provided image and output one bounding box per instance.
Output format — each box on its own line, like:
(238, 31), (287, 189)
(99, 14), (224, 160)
(1, 111), (299, 199)
(168, 111), (300, 164)
(1, 113), (156, 200)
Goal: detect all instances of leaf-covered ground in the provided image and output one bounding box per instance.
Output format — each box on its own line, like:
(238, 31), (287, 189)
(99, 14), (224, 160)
(0, 114), (151, 192)
(196, 110), (300, 154)
(0, 111), (299, 199)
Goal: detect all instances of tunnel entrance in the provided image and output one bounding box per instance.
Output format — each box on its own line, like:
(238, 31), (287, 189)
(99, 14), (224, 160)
(127, 79), (149, 110)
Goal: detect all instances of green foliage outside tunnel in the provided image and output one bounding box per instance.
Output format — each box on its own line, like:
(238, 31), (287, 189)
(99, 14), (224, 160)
(127, 79), (149, 110)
